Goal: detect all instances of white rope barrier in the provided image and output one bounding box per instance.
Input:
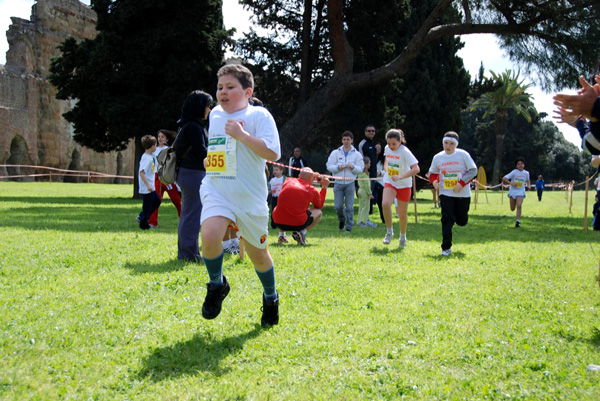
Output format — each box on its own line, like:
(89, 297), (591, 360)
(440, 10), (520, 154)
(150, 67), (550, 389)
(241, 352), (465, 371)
(0, 164), (134, 181)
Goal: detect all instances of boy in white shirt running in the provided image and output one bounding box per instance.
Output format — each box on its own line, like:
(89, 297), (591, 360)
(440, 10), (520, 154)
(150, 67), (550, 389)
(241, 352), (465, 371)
(502, 157), (531, 228)
(200, 64), (281, 327)
(428, 131), (477, 256)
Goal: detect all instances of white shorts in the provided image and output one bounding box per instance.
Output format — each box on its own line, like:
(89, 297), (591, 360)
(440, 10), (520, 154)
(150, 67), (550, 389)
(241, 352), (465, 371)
(201, 187), (269, 249)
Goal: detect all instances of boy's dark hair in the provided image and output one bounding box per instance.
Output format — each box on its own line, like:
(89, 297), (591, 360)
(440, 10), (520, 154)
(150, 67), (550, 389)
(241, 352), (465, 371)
(141, 135), (157, 149)
(515, 157), (525, 166)
(342, 130), (354, 140)
(218, 64), (254, 90)
(182, 90), (212, 119)
(157, 129), (176, 144)
(444, 131), (459, 141)
(386, 129), (407, 145)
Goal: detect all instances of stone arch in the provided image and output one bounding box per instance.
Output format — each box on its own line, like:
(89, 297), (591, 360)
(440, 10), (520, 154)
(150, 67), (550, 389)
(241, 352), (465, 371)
(6, 136), (34, 182)
(64, 149), (82, 183)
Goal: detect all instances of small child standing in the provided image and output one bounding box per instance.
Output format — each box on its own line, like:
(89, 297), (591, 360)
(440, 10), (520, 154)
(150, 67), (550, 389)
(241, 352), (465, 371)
(138, 135), (162, 230)
(269, 165), (288, 242)
(381, 129), (419, 247)
(428, 131), (477, 256)
(357, 157), (377, 227)
(148, 129), (182, 227)
(502, 157), (530, 228)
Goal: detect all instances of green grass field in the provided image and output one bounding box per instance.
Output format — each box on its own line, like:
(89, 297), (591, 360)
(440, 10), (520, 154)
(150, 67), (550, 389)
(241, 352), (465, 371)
(1, 182), (599, 400)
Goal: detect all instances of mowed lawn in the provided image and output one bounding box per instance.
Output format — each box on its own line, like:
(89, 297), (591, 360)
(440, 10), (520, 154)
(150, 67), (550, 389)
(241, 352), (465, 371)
(1, 181), (599, 400)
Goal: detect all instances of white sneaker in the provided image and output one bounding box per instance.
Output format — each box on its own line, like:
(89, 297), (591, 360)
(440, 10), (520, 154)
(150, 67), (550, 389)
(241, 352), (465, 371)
(399, 237), (407, 247)
(357, 222), (367, 228)
(383, 232), (393, 244)
(225, 243), (240, 254)
(292, 230), (306, 245)
(366, 220), (377, 228)
(440, 249), (452, 256)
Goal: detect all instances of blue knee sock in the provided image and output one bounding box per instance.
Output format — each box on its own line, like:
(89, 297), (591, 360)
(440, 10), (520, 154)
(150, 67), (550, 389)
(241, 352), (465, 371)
(204, 252), (224, 285)
(255, 266), (277, 301)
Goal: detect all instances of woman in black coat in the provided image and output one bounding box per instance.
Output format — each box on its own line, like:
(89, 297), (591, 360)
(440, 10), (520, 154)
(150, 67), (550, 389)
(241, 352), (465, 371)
(173, 90), (212, 262)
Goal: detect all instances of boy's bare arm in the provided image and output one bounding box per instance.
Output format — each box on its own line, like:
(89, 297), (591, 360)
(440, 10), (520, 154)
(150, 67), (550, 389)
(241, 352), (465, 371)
(140, 171), (154, 192)
(225, 119), (279, 160)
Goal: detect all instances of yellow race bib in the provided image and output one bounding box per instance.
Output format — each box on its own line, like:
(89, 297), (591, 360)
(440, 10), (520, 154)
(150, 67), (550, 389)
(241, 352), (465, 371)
(206, 136), (237, 178)
(442, 172), (461, 189)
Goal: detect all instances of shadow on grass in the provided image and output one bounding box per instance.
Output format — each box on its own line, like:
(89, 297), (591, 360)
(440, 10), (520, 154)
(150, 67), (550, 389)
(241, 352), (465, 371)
(589, 328), (600, 348)
(301, 209), (598, 245)
(0, 203), (179, 233)
(124, 259), (194, 274)
(2, 197), (596, 244)
(426, 250), (467, 260)
(370, 246), (406, 255)
(138, 325), (263, 380)
(0, 196), (136, 206)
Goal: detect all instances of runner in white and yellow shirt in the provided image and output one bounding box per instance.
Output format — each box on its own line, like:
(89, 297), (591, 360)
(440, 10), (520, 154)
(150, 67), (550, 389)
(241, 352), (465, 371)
(381, 129), (419, 247)
(502, 157), (531, 228)
(428, 131), (477, 256)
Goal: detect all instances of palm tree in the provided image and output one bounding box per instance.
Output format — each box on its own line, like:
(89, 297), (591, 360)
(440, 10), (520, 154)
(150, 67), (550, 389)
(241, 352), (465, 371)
(470, 70), (535, 184)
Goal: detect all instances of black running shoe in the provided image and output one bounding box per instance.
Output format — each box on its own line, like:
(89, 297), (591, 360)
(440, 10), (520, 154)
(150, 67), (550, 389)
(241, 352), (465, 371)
(261, 293), (279, 327)
(339, 220), (345, 230)
(202, 275), (230, 319)
(515, 221), (520, 228)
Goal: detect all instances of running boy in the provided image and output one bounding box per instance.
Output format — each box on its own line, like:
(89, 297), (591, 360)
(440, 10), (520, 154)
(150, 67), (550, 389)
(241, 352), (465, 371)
(269, 164), (287, 242)
(502, 157), (531, 227)
(137, 135), (161, 230)
(200, 64), (281, 327)
(428, 131), (477, 256)
(381, 129), (419, 246)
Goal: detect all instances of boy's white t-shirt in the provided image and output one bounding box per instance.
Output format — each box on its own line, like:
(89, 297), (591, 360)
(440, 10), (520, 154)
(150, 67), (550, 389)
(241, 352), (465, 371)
(383, 144), (418, 189)
(138, 153), (156, 194)
(429, 149), (477, 198)
(505, 169), (530, 197)
(202, 104), (281, 216)
(270, 175), (285, 197)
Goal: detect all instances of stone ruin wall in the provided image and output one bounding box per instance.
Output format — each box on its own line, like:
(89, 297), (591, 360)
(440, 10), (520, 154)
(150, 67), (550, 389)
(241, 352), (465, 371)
(0, 0), (135, 182)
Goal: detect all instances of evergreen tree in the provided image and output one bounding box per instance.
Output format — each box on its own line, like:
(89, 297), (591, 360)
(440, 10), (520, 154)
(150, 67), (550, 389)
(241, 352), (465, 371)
(49, 0), (229, 195)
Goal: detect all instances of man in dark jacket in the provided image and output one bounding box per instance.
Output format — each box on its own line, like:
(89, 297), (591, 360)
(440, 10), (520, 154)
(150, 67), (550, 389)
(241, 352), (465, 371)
(288, 147), (307, 178)
(358, 125), (378, 214)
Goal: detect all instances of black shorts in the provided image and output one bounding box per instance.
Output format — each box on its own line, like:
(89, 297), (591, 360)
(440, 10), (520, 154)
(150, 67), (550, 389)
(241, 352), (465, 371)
(275, 210), (314, 232)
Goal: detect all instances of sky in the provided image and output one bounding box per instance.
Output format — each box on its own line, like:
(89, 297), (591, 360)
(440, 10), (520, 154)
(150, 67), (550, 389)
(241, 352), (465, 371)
(0, 0), (582, 148)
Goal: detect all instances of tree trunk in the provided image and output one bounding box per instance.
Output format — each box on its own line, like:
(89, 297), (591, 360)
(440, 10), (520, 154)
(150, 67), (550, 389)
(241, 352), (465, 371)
(279, 0), (457, 156)
(298, 0), (314, 106)
(132, 136), (144, 199)
(492, 109), (508, 185)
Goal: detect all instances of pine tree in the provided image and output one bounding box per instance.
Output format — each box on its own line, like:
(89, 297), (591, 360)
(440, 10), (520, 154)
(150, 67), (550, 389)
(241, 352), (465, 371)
(50, 0), (229, 195)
